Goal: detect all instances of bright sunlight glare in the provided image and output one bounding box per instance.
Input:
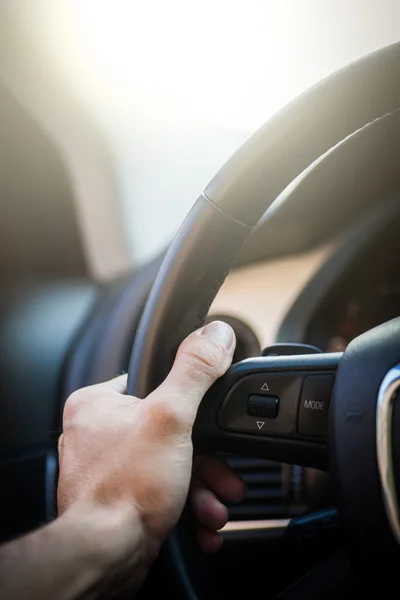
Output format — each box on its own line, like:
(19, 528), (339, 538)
(17, 0), (400, 266)
(43, 0), (315, 132)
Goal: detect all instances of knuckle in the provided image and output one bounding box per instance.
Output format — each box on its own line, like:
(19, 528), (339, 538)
(63, 388), (88, 428)
(178, 342), (226, 381)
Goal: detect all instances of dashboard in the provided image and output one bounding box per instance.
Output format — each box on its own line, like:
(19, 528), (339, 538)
(211, 203), (400, 364)
(210, 245), (332, 352)
(316, 260), (400, 353)
(305, 209), (400, 353)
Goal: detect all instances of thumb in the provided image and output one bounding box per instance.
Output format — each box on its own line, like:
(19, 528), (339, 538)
(149, 321), (236, 424)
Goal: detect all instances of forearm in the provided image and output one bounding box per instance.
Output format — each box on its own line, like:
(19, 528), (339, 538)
(0, 503), (158, 600)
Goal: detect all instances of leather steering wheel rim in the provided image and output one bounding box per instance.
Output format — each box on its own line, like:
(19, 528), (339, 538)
(127, 42), (400, 598)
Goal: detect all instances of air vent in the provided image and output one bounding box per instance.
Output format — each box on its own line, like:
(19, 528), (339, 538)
(224, 456), (306, 520)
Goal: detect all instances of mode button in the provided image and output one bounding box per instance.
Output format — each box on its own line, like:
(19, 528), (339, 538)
(298, 375), (334, 438)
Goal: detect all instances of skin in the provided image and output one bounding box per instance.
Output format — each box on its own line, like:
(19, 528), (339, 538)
(0, 321), (245, 599)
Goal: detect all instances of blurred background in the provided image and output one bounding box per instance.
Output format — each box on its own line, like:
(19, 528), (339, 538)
(0, 0), (399, 279)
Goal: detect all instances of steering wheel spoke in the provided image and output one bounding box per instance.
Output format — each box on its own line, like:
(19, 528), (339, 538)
(194, 352), (341, 470)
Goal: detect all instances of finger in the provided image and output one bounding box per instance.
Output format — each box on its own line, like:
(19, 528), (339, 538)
(190, 483), (229, 531)
(196, 525), (223, 554)
(193, 455), (246, 503)
(149, 321), (235, 424)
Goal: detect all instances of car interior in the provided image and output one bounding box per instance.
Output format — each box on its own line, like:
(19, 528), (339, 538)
(1, 2), (400, 598)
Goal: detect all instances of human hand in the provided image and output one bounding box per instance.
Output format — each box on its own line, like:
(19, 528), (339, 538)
(58, 321), (245, 575)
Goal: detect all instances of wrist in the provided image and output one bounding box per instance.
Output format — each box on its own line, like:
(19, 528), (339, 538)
(57, 501), (160, 594)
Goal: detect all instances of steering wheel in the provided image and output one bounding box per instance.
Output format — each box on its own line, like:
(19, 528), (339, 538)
(127, 42), (400, 597)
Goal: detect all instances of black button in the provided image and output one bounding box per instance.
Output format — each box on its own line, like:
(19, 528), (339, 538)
(247, 394), (279, 418)
(218, 373), (303, 437)
(298, 375), (334, 437)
